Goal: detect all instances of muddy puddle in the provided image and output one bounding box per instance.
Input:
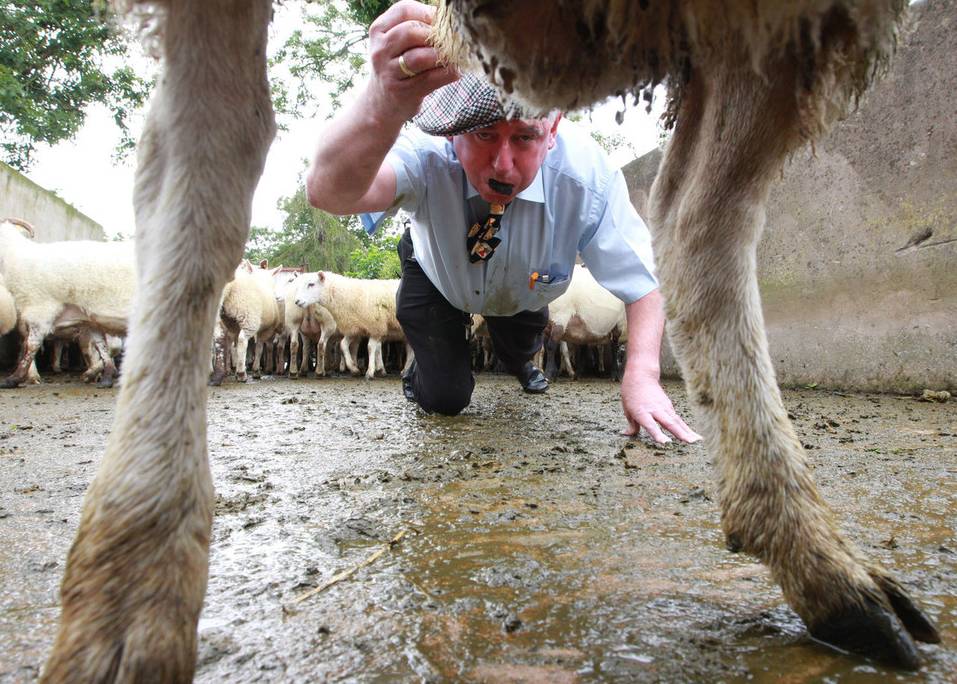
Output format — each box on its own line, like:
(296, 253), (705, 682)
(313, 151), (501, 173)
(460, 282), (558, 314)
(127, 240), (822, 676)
(0, 374), (954, 682)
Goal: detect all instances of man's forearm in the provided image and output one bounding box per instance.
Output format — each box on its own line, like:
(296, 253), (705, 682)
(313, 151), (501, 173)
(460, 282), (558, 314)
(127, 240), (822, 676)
(306, 82), (406, 214)
(624, 288), (665, 379)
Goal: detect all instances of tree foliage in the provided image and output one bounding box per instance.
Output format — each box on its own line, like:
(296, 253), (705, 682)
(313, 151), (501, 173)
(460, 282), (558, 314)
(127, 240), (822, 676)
(245, 182), (402, 280)
(0, 0), (151, 170)
(245, 185), (364, 272)
(346, 232), (401, 279)
(271, 0), (395, 117)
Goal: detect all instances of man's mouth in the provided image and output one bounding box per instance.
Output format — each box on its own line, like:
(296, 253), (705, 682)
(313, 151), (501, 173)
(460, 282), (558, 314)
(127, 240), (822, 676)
(488, 179), (514, 195)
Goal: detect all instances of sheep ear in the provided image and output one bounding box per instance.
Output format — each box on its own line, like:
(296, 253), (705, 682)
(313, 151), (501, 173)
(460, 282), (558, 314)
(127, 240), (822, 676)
(259, 259), (268, 269)
(270, 266), (281, 276)
(318, 271), (325, 283)
(241, 260), (253, 273)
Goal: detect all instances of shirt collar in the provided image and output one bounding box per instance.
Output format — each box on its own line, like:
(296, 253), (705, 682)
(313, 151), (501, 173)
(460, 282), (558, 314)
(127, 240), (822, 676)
(464, 165), (545, 204)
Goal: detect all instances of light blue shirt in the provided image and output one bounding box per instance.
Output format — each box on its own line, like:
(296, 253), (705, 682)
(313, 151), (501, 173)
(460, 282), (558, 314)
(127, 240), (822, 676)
(361, 121), (658, 316)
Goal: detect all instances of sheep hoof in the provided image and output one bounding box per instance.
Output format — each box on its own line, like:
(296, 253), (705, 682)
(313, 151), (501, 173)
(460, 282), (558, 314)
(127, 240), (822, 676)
(1, 377), (20, 389)
(208, 371), (225, 387)
(289, 372), (298, 379)
(808, 575), (939, 670)
(97, 376), (115, 389)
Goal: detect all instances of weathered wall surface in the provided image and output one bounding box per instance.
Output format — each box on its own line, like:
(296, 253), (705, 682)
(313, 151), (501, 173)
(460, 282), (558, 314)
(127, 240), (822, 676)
(0, 162), (105, 242)
(0, 162), (106, 368)
(623, 0), (956, 393)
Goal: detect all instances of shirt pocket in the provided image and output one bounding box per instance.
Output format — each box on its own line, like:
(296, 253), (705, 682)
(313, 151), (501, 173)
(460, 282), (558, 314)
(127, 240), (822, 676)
(529, 272), (571, 304)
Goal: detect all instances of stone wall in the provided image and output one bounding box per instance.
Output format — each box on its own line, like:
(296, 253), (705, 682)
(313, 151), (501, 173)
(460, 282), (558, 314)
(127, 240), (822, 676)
(623, 0), (956, 393)
(1, 162), (106, 368)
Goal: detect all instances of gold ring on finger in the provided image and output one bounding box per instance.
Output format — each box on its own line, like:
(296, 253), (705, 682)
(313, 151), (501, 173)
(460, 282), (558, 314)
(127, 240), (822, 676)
(398, 53), (418, 79)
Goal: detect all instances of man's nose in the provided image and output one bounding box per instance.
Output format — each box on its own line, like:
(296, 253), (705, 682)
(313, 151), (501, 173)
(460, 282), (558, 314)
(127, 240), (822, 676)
(491, 142), (514, 174)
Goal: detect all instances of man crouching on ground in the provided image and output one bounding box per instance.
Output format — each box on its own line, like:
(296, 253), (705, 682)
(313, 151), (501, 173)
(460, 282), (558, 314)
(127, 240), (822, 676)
(305, 0), (699, 444)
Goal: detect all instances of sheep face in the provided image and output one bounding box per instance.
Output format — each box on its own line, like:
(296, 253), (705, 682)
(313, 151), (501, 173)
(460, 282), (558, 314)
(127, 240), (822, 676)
(294, 272), (330, 309)
(273, 271), (299, 304)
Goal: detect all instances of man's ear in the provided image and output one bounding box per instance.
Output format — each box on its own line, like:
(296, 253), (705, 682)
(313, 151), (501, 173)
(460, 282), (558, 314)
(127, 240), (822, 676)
(547, 112), (562, 149)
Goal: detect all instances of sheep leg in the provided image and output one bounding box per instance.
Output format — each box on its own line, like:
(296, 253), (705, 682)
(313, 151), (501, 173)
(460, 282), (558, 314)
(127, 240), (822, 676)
(401, 343), (414, 375)
(78, 330), (105, 383)
(289, 331), (301, 378)
(42, 1), (275, 680)
(2, 320), (46, 388)
(235, 331), (251, 382)
(90, 331), (119, 389)
(51, 338), (65, 374)
(209, 320), (229, 386)
(649, 52), (938, 669)
(542, 323), (562, 381)
(560, 340), (575, 379)
(376, 339), (388, 375)
(314, 335), (328, 377)
(252, 337), (264, 379)
(340, 336), (360, 375)
(27, 360), (40, 385)
(365, 337), (380, 380)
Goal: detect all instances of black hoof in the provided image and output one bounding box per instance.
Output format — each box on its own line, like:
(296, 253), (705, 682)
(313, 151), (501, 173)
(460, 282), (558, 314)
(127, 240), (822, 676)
(1, 378), (20, 389)
(97, 377), (115, 389)
(809, 593), (922, 670)
(873, 574), (941, 645)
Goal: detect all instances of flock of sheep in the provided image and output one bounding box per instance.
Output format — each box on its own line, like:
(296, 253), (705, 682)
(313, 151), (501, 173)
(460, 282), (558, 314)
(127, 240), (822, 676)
(0, 218), (626, 388)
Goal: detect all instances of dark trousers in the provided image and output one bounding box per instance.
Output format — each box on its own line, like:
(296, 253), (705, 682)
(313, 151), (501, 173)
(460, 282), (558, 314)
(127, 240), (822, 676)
(396, 229), (548, 415)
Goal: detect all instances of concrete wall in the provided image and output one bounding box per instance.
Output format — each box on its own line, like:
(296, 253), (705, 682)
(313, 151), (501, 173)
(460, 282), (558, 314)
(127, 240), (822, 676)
(623, 0), (956, 393)
(1, 162), (105, 242)
(1, 162), (107, 368)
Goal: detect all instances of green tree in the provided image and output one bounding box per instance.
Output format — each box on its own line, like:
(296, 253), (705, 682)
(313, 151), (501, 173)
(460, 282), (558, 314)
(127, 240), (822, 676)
(346, 232), (401, 279)
(245, 185), (366, 272)
(0, 0), (151, 170)
(271, 0), (394, 117)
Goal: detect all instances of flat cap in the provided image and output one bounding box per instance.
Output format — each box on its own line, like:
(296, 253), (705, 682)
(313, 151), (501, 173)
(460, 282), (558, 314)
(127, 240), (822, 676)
(412, 73), (528, 136)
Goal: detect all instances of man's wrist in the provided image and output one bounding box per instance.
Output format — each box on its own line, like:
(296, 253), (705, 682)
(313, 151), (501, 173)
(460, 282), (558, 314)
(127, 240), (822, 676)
(622, 357), (660, 383)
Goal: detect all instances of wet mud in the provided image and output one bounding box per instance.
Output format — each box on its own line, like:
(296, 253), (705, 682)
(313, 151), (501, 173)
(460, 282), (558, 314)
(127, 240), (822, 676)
(0, 374), (954, 682)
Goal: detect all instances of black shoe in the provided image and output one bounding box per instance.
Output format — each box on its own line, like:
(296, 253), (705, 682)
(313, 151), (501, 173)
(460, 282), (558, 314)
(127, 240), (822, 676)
(401, 359), (417, 402)
(518, 362), (549, 394)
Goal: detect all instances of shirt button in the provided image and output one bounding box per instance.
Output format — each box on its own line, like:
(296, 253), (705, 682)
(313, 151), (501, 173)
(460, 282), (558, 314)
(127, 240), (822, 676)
(474, 290), (480, 295)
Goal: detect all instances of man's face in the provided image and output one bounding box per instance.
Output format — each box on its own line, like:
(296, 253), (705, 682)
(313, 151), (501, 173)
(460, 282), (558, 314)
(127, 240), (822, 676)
(452, 114), (562, 204)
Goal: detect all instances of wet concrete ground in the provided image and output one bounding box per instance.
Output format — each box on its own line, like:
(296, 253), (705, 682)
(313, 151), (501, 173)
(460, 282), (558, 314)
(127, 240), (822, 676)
(0, 374), (954, 682)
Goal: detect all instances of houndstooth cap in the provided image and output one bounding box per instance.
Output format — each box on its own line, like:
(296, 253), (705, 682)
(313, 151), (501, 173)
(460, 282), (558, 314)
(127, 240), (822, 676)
(413, 73), (527, 136)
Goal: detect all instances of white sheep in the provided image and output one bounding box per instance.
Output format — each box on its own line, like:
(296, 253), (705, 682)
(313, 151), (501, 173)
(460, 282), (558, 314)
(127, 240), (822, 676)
(0, 218), (135, 388)
(542, 264), (626, 380)
(211, 260), (283, 383)
(0, 272), (15, 337)
(273, 271), (340, 378)
(294, 270), (412, 380)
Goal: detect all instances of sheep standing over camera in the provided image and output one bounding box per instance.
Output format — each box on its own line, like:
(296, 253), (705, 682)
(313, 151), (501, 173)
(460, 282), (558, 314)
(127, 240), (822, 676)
(42, 0), (938, 680)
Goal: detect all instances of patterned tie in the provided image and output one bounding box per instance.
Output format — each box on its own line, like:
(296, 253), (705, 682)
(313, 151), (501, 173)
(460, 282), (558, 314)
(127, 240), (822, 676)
(467, 202), (506, 263)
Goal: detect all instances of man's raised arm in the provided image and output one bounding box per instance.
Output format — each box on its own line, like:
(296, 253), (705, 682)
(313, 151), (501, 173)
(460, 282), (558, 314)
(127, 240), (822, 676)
(306, 0), (457, 216)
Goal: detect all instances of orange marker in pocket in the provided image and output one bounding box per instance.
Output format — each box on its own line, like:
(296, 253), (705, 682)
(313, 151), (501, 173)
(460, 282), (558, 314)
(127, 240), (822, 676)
(529, 271), (539, 289)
